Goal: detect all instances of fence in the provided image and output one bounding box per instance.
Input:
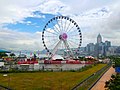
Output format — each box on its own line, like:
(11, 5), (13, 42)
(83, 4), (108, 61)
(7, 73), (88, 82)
(71, 62), (112, 90)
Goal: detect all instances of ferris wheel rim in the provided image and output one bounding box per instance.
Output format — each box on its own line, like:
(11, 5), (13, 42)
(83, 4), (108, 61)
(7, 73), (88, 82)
(42, 16), (82, 57)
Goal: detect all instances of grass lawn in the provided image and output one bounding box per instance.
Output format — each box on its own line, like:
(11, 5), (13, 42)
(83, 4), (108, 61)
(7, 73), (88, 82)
(0, 64), (106, 90)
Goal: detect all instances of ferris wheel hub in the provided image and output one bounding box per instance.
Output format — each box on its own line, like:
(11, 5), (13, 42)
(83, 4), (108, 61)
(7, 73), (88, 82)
(59, 33), (68, 40)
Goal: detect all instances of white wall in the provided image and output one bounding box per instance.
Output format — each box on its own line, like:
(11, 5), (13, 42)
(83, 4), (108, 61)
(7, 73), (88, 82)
(0, 62), (4, 67)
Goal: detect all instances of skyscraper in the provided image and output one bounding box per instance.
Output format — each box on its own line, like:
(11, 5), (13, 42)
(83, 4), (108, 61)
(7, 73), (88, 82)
(105, 41), (111, 47)
(105, 40), (111, 56)
(86, 43), (95, 56)
(96, 34), (104, 57)
(97, 34), (102, 43)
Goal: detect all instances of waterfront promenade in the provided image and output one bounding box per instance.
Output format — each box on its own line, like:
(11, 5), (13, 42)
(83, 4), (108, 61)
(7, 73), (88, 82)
(91, 67), (115, 90)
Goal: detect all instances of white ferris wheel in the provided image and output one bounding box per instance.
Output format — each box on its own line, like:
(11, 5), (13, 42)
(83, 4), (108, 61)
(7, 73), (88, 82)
(42, 16), (82, 60)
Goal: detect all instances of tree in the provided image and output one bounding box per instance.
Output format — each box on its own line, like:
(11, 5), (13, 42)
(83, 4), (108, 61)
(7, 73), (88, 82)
(10, 53), (15, 57)
(0, 53), (8, 58)
(105, 74), (120, 90)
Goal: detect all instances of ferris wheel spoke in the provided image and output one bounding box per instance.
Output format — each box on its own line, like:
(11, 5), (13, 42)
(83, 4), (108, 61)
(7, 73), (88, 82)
(69, 33), (79, 36)
(68, 30), (78, 35)
(68, 39), (80, 46)
(45, 30), (58, 36)
(67, 40), (78, 49)
(44, 35), (57, 37)
(68, 38), (80, 41)
(67, 41), (75, 48)
(63, 40), (74, 58)
(67, 40), (78, 48)
(66, 25), (75, 33)
(66, 19), (76, 33)
(64, 21), (71, 33)
(62, 41), (65, 49)
(60, 18), (64, 33)
(60, 41), (64, 55)
(44, 38), (58, 44)
(55, 19), (62, 33)
(68, 28), (81, 35)
(60, 42), (64, 54)
(68, 39), (80, 45)
(46, 24), (60, 35)
(47, 40), (59, 50)
(51, 21), (61, 33)
(51, 40), (62, 57)
(45, 40), (59, 56)
(58, 41), (65, 57)
(59, 41), (62, 49)
(63, 41), (69, 58)
(68, 35), (80, 39)
(67, 41), (78, 54)
(45, 21), (60, 35)
(67, 41), (79, 55)
(63, 18), (67, 32)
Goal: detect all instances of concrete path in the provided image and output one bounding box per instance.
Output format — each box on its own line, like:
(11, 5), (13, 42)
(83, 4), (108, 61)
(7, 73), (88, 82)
(91, 67), (115, 90)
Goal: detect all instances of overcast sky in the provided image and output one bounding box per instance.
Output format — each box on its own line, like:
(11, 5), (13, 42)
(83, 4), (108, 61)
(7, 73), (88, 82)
(0, 0), (120, 51)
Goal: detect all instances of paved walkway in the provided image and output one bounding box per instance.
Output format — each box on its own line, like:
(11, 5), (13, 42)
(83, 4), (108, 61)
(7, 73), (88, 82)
(91, 67), (115, 90)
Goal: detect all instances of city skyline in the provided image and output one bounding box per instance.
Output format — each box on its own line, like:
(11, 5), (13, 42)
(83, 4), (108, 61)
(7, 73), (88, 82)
(80, 33), (120, 56)
(0, 0), (120, 51)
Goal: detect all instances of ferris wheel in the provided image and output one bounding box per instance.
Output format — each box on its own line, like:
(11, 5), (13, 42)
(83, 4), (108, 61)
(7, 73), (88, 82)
(42, 16), (82, 59)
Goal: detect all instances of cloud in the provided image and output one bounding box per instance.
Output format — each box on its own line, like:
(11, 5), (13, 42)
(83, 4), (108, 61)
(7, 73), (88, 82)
(105, 16), (120, 45)
(0, 0), (66, 51)
(63, 1), (120, 46)
(0, 0), (120, 51)
(0, 0), (48, 25)
(38, 0), (69, 15)
(0, 27), (43, 51)
(87, 1), (120, 46)
(0, 0), (67, 25)
(67, 7), (111, 46)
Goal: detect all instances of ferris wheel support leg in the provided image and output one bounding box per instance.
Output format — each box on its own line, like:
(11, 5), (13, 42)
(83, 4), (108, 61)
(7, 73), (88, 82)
(50, 40), (62, 59)
(63, 40), (74, 59)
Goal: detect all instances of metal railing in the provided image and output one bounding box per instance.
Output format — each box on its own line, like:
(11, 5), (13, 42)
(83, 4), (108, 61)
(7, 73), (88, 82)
(71, 62), (112, 90)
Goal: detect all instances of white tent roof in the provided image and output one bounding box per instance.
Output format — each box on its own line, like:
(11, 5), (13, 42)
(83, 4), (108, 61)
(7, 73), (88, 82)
(52, 55), (64, 60)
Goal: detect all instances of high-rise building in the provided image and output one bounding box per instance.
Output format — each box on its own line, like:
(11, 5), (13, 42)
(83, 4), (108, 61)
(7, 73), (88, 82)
(105, 40), (111, 55)
(105, 41), (111, 47)
(106, 46), (118, 56)
(86, 43), (95, 53)
(79, 33), (115, 57)
(97, 34), (102, 43)
(96, 34), (106, 57)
